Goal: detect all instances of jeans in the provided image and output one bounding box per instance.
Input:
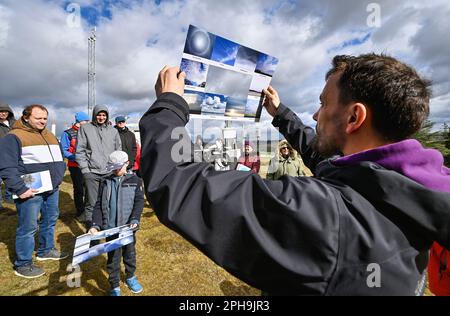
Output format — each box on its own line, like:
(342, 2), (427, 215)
(15, 189), (60, 267)
(106, 234), (136, 288)
(68, 167), (85, 217)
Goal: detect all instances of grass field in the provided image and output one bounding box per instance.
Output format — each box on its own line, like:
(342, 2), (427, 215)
(0, 163), (434, 296)
(0, 172), (260, 296)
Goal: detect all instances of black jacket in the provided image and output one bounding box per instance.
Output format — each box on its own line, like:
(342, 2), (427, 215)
(139, 92), (450, 295)
(115, 126), (137, 169)
(0, 104), (16, 138)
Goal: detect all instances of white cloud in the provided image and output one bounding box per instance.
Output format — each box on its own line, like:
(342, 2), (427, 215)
(0, 0), (448, 137)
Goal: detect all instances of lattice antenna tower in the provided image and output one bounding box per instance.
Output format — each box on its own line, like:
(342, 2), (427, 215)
(88, 28), (96, 116)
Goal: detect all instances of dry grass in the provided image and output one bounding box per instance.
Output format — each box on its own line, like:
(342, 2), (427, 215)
(0, 172), (260, 296)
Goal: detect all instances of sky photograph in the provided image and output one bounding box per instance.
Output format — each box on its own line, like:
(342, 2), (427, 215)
(234, 46), (259, 72)
(180, 58), (208, 87)
(255, 54), (279, 77)
(204, 65), (252, 100)
(0, 0), (449, 139)
(210, 36), (239, 66)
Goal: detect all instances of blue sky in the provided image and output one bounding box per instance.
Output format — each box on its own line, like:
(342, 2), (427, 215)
(0, 0), (449, 138)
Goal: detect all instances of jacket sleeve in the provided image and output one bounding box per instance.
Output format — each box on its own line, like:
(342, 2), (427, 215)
(272, 104), (324, 172)
(129, 132), (137, 167)
(115, 130), (122, 151)
(129, 177), (144, 224)
(60, 131), (75, 161)
(0, 135), (29, 196)
(75, 125), (89, 173)
(139, 93), (339, 294)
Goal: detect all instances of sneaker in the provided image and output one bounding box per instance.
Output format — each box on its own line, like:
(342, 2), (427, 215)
(15, 264), (45, 279)
(110, 287), (121, 296)
(126, 276), (143, 294)
(36, 249), (69, 261)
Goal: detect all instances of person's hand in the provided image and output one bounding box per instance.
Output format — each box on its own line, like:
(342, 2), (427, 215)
(155, 66), (186, 98)
(88, 227), (99, 235)
(262, 86), (281, 117)
(19, 189), (38, 200)
(130, 223), (139, 230)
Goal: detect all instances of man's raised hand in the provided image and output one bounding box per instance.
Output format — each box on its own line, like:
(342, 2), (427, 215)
(263, 86), (281, 117)
(155, 66), (186, 98)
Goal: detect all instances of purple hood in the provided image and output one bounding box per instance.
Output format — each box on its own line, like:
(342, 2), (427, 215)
(333, 139), (450, 194)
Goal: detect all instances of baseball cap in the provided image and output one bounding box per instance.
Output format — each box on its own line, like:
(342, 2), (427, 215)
(106, 151), (129, 172)
(115, 116), (126, 123)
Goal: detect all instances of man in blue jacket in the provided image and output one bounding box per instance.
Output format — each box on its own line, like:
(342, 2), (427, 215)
(60, 112), (89, 219)
(139, 54), (450, 295)
(0, 104), (67, 278)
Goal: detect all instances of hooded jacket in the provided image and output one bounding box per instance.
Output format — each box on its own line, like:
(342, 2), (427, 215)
(139, 93), (450, 295)
(114, 125), (137, 169)
(0, 103), (16, 138)
(75, 105), (122, 175)
(0, 118), (65, 196)
(266, 139), (313, 179)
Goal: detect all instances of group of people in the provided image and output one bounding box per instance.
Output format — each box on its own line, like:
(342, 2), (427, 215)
(0, 104), (144, 295)
(1, 52), (450, 296)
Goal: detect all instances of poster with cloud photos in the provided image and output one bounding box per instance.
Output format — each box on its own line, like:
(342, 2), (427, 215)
(181, 24), (279, 122)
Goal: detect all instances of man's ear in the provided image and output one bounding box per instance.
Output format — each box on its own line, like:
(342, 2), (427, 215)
(346, 103), (367, 134)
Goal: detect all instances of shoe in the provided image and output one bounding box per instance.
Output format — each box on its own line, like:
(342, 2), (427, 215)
(36, 248), (69, 261)
(15, 263), (45, 279)
(110, 287), (121, 296)
(126, 276), (143, 294)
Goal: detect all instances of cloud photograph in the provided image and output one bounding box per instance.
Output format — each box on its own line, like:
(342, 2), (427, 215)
(234, 46), (259, 72)
(200, 93), (227, 115)
(210, 36), (239, 66)
(224, 97), (246, 118)
(180, 58), (208, 87)
(204, 65), (252, 100)
(255, 54), (279, 77)
(183, 90), (204, 114)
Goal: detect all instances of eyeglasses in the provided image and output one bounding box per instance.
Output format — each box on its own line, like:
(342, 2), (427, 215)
(280, 147), (289, 150)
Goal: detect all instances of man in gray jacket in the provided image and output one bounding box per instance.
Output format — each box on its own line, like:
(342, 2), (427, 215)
(76, 105), (121, 228)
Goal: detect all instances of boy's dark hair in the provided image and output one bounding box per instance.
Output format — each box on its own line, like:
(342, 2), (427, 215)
(326, 54), (431, 141)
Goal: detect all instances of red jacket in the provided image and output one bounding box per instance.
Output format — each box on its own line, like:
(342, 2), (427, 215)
(428, 242), (450, 296)
(237, 154), (260, 174)
(133, 142), (141, 171)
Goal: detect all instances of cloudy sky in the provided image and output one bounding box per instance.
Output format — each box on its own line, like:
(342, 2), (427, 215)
(0, 0), (449, 139)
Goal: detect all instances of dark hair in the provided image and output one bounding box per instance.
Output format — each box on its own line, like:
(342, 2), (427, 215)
(22, 104), (48, 119)
(326, 54), (431, 141)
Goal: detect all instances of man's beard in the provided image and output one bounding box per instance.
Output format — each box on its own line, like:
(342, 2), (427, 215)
(312, 133), (343, 158)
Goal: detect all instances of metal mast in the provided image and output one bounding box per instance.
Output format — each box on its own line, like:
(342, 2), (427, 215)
(88, 28), (96, 116)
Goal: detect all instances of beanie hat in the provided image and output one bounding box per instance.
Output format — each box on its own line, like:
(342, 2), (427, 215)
(75, 112), (90, 123)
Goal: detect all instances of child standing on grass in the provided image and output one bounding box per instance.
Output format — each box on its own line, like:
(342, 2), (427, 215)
(89, 151), (144, 296)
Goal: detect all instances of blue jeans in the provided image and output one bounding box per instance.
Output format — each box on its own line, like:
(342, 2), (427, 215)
(15, 189), (60, 267)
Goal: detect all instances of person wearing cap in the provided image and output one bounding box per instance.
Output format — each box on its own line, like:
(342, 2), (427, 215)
(114, 116), (137, 171)
(89, 151), (144, 296)
(76, 105), (122, 229)
(236, 140), (260, 173)
(266, 140), (313, 180)
(60, 112), (90, 218)
(0, 102), (16, 210)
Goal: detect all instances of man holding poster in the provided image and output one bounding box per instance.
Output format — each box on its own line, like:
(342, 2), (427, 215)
(139, 53), (450, 295)
(0, 104), (67, 279)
